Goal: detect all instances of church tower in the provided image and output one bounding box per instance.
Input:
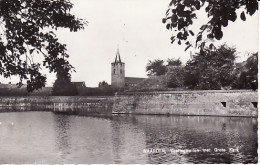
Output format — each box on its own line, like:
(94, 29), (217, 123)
(111, 49), (125, 88)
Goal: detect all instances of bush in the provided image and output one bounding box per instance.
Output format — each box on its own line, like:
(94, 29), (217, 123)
(166, 66), (185, 88)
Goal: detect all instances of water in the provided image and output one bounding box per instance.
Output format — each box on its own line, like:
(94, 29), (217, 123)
(0, 111), (257, 164)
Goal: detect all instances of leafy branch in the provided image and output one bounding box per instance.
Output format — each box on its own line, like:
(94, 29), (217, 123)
(163, 0), (258, 50)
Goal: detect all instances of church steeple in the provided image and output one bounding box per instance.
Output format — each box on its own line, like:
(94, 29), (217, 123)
(111, 48), (125, 88)
(115, 48), (122, 63)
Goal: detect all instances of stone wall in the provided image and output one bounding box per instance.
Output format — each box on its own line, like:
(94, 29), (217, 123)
(0, 90), (258, 117)
(0, 96), (114, 116)
(113, 90), (258, 117)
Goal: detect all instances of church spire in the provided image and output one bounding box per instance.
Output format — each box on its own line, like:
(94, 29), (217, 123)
(114, 53), (117, 63)
(115, 48), (122, 63)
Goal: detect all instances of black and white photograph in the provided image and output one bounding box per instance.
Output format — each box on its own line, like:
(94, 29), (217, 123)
(0, 0), (258, 164)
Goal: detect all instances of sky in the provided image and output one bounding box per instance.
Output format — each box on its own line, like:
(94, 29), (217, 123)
(0, 0), (259, 87)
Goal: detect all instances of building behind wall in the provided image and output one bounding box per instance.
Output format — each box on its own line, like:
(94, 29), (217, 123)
(111, 49), (125, 88)
(111, 49), (145, 88)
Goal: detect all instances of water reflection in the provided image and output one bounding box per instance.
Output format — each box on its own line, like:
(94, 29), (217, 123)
(111, 120), (124, 164)
(111, 115), (147, 164)
(129, 115), (258, 164)
(0, 112), (57, 163)
(0, 111), (257, 164)
(54, 114), (72, 160)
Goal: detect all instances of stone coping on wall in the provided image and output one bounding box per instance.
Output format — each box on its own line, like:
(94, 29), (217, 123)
(0, 96), (114, 104)
(0, 96), (114, 98)
(116, 90), (257, 95)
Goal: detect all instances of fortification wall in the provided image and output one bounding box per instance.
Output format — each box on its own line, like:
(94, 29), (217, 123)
(113, 90), (258, 117)
(0, 96), (114, 116)
(0, 90), (257, 117)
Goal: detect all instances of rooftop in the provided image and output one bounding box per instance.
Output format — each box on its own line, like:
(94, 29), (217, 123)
(125, 77), (146, 84)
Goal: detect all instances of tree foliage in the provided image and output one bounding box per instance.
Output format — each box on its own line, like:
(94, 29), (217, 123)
(184, 44), (236, 89)
(0, 0), (86, 92)
(245, 52), (258, 80)
(167, 58), (182, 66)
(98, 80), (108, 87)
(146, 59), (167, 76)
(165, 58), (184, 88)
(166, 66), (185, 88)
(52, 69), (78, 96)
(163, 0), (258, 49)
(236, 53), (258, 90)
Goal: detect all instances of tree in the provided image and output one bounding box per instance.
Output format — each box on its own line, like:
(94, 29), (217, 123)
(146, 59), (167, 76)
(0, 0), (86, 92)
(165, 58), (184, 88)
(245, 53), (258, 82)
(236, 71), (248, 89)
(184, 44), (236, 89)
(98, 80), (108, 87)
(166, 66), (185, 88)
(163, 0), (258, 49)
(236, 53), (258, 90)
(52, 69), (78, 96)
(167, 58), (182, 66)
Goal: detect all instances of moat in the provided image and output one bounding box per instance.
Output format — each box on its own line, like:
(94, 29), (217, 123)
(0, 111), (257, 164)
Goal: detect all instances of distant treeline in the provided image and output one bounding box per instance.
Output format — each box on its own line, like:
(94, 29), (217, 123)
(0, 86), (121, 96)
(0, 87), (52, 96)
(135, 44), (258, 92)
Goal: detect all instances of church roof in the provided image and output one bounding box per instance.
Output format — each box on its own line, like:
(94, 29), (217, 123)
(125, 77), (146, 84)
(71, 81), (86, 87)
